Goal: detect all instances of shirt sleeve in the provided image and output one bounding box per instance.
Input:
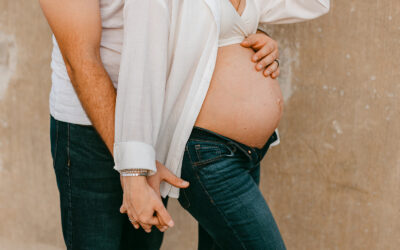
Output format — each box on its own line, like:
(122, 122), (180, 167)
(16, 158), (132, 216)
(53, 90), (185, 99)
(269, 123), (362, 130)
(257, 0), (330, 24)
(113, 0), (170, 175)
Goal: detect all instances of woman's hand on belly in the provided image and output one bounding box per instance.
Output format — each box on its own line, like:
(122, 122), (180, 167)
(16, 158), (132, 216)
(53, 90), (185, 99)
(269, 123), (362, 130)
(240, 31), (280, 79)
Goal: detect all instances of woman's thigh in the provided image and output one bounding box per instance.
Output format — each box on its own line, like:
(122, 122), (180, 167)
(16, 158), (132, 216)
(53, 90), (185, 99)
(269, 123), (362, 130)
(178, 141), (286, 250)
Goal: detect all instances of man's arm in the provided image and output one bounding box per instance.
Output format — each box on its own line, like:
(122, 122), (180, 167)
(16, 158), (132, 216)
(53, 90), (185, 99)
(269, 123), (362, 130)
(39, 0), (115, 153)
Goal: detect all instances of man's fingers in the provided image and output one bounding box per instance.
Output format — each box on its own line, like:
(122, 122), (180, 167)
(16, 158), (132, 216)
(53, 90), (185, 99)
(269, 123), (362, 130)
(163, 169), (190, 189)
(140, 215), (160, 226)
(138, 215), (160, 233)
(263, 60), (279, 77)
(139, 222), (153, 233)
(155, 224), (168, 232)
(155, 216), (169, 232)
(155, 203), (174, 228)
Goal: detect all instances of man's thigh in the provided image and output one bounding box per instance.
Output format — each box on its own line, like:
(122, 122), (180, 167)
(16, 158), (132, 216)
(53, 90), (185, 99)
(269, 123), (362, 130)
(50, 116), (166, 250)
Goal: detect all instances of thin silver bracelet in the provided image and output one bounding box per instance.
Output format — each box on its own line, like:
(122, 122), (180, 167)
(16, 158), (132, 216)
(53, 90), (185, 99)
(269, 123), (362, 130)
(119, 169), (149, 177)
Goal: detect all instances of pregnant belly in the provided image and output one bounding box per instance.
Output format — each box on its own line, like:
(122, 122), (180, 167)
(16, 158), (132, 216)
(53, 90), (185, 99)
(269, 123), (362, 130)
(194, 44), (284, 149)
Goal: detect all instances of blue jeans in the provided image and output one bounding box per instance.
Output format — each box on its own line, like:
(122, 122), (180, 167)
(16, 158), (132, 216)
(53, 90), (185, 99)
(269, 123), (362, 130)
(178, 126), (286, 250)
(50, 116), (167, 250)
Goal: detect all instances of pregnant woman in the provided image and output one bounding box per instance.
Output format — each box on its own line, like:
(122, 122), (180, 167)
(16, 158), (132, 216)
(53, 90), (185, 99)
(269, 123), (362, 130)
(114, 0), (330, 249)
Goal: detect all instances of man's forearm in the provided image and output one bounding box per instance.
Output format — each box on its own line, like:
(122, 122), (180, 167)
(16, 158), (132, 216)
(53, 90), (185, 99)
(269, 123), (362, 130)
(66, 58), (116, 155)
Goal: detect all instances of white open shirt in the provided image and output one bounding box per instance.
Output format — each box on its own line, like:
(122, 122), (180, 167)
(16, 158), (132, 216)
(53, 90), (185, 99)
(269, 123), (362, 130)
(114, 0), (330, 198)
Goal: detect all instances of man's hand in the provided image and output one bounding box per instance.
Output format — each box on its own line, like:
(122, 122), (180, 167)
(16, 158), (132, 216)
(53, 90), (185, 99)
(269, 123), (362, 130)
(120, 161), (189, 232)
(240, 31), (280, 79)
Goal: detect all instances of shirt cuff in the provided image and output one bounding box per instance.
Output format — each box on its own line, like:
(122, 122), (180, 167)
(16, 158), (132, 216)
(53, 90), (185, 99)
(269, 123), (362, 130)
(113, 141), (157, 175)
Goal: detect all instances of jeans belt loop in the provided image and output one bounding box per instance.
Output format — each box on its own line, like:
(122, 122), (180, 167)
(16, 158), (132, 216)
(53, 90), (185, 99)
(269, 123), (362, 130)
(226, 141), (253, 162)
(225, 141), (237, 157)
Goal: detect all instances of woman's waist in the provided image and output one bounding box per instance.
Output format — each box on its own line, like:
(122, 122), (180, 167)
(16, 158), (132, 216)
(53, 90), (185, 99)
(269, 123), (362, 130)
(187, 126), (279, 164)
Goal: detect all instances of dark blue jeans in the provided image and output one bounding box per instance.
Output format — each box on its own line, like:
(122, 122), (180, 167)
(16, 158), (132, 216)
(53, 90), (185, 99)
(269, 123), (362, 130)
(50, 116), (167, 250)
(178, 126), (286, 250)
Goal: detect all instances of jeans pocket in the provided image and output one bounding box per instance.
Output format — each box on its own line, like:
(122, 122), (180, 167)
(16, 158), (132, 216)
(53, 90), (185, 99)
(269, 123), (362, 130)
(187, 140), (233, 168)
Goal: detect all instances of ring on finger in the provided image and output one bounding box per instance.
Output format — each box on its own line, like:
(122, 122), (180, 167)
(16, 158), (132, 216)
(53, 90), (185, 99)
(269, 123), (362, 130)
(274, 59), (280, 67)
(129, 217), (137, 223)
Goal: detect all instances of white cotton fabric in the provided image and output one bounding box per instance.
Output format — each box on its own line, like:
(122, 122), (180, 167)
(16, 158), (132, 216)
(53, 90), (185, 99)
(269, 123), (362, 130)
(50, 0), (124, 125)
(114, 0), (330, 198)
(218, 0), (259, 47)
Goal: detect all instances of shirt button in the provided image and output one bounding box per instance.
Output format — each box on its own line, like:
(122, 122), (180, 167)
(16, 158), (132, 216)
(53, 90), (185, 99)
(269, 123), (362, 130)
(248, 150), (252, 154)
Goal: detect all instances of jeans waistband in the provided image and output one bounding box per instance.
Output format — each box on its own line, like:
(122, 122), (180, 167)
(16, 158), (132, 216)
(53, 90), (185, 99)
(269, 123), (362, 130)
(190, 126), (278, 164)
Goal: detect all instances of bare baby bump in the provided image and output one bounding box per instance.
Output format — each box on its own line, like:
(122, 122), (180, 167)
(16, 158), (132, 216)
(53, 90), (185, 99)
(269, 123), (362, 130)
(195, 44), (284, 148)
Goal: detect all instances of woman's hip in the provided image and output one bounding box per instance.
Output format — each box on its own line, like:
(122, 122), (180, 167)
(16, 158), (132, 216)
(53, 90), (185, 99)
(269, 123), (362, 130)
(178, 127), (286, 249)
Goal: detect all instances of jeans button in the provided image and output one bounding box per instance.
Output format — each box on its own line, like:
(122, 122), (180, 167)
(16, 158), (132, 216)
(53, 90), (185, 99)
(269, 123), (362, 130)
(248, 150), (252, 154)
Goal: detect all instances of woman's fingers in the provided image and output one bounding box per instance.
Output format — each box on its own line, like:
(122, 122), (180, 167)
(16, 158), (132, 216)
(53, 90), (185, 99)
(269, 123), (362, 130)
(128, 215), (140, 229)
(126, 208), (140, 229)
(127, 206), (159, 232)
(256, 51), (279, 73)
(271, 66), (280, 79)
(240, 35), (263, 49)
(120, 204), (127, 214)
(253, 43), (274, 63)
(263, 60), (279, 77)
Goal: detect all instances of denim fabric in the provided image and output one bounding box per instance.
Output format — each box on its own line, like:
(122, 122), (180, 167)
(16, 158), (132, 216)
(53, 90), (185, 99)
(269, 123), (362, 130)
(50, 116), (167, 250)
(178, 126), (286, 250)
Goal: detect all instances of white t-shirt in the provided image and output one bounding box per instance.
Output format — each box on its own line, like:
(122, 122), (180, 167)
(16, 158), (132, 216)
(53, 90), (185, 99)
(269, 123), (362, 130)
(49, 0), (124, 125)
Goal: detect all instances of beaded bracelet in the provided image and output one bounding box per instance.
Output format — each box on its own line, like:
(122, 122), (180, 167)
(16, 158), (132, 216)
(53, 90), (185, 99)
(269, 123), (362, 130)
(119, 169), (150, 177)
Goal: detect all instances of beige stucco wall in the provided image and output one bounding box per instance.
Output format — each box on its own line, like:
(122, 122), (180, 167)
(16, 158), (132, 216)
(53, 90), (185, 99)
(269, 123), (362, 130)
(0, 0), (399, 249)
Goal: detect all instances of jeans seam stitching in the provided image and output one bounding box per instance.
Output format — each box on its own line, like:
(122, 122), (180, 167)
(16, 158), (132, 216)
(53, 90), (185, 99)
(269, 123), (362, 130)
(186, 145), (195, 166)
(194, 146), (223, 166)
(66, 123), (72, 249)
(192, 169), (248, 250)
(53, 118), (59, 167)
(193, 155), (224, 167)
(181, 188), (191, 209)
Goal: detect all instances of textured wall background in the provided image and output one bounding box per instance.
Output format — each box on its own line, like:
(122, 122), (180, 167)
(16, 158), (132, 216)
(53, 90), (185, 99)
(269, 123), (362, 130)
(0, 0), (399, 249)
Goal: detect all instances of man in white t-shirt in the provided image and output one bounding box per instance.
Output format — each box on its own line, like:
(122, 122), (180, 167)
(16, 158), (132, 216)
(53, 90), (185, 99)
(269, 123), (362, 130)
(39, 0), (281, 249)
